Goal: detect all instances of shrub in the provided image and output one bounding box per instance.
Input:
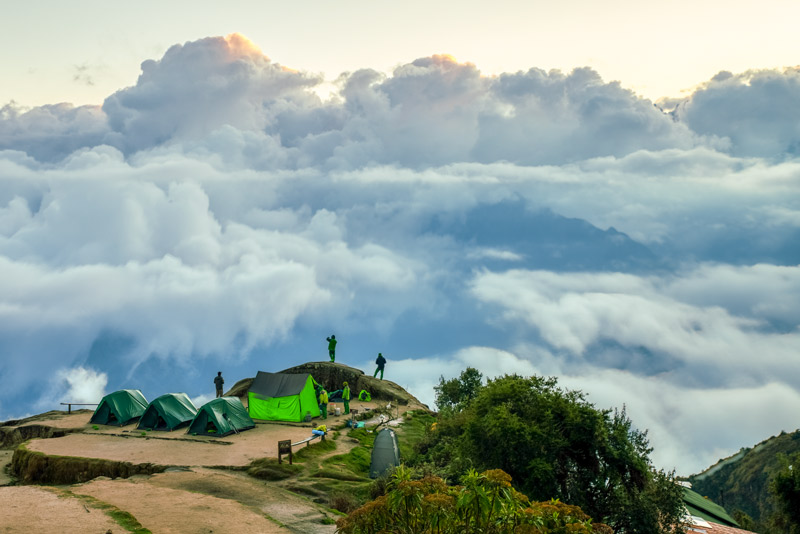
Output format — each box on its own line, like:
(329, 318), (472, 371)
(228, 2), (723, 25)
(329, 491), (360, 513)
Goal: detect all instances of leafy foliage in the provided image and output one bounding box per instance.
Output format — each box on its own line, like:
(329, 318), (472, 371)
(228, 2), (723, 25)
(415, 373), (685, 533)
(689, 429), (800, 532)
(770, 452), (800, 533)
(336, 466), (612, 534)
(435, 367), (484, 412)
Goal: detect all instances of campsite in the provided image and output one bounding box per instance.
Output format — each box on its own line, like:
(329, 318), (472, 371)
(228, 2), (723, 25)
(0, 362), (429, 533)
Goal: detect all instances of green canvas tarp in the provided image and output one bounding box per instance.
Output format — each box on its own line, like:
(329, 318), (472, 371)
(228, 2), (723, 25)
(248, 371), (320, 422)
(369, 427), (401, 478)
(90, 389), (148, 426)
(188, 396), (254, 437)
(137, 392), (198, 431)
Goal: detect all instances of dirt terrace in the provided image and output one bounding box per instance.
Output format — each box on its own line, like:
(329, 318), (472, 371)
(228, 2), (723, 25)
(25, 398), (400, 467)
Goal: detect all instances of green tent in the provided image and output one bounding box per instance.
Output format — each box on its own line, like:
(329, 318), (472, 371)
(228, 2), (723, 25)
(188, 396), (254, 437)
(137, 392), (198, 431)
(90, 389), (148, 426)
(248, 371), (320, 422)
(369, 428), (401, 478)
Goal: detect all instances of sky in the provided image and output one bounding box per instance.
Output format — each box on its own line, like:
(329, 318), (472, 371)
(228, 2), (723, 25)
(1, 1), (800, 477)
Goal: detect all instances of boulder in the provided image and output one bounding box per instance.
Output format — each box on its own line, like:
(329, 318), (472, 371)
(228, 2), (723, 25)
(224, 362), (426, 407)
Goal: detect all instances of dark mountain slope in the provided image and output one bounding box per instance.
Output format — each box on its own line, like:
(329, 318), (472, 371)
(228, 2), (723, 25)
(688, 429), (800, 527)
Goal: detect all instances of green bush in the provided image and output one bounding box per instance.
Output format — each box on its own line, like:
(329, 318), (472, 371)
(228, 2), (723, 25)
(329, 491), (360, 513)
(336, 467), (612, 534)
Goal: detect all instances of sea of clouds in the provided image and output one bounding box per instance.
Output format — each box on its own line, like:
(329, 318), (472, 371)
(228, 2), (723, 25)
(1, 34), (799, 475)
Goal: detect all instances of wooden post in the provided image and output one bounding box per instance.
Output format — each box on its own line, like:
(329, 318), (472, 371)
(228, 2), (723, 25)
(278, 440), (292, 465)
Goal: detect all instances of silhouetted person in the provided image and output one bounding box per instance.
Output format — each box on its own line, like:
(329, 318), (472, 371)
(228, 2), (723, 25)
(214, 372), (224, 398)
(374, 353), (386, 380)
(327, 335), (337, 362)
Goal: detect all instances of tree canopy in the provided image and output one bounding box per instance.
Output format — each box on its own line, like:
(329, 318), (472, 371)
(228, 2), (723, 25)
(771, 452), (800, 534)
(415, 371), (685, 533)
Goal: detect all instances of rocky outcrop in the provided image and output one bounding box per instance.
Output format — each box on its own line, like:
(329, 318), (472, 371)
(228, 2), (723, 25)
(1, 411), (92, 450)
(0, 424), (81, 449)
(225, 361), (427, 407)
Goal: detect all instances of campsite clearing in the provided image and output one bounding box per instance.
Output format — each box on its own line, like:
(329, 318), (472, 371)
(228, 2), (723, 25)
(25, 399), (392, 466)
(2, 372), (429, 534)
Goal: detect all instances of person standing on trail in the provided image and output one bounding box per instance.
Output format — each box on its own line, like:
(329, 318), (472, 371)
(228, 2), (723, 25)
(318, 388), (329, 419)
(342, 381), (351, 415)
(373, 353), (387, 380)
(214, 372), (224, 398)
(326, 335), (337, 362)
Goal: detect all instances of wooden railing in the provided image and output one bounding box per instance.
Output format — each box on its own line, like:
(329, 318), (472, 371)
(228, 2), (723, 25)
(60, 402), (98, 414)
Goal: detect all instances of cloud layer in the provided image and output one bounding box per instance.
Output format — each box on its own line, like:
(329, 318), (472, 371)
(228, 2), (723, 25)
(1, 34), (799, 475)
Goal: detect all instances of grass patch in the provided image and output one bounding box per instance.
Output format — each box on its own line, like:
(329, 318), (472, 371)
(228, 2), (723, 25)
(323, 446), (372, 477)
(49, 488), (151, 533)
(292, 438), (337, 462)
(310, 478), (372, 499)
(283, 483), (323, 497)
(396, 410), (436, 459)
(346, 427), (376, 447)
(247, 457), (304, 481)
(312, 468), (367, 482)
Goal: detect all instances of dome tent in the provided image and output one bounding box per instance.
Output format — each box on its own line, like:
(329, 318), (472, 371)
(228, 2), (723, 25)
(137, 392), (198, 431)
(369, 427), (401, 478)
(90, 389), (148, 426)
(188, 396), (254, 437)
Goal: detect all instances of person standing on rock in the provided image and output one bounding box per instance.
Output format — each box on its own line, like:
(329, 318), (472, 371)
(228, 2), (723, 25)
(373, 353), (387, 380)
(318, 388), (329, 419)
(214, 372), (224, 398)
(342, 381), (351, 415)
(326, 335), (337, 362)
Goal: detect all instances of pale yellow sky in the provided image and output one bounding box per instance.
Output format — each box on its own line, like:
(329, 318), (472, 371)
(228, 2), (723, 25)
(2, 0), (798, 107)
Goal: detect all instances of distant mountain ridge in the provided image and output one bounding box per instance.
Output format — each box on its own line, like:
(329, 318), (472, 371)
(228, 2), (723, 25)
(427, 199), (664, 273)
(688, 429), (800, 528)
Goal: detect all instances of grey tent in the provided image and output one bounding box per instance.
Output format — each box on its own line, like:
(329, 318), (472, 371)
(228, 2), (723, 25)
(137, 392), (198, 431)
(369, 428), (401, 478)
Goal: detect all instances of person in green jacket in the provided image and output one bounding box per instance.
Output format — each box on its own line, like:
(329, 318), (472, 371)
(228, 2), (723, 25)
(374, 353), (387, 380)
(318, 388), (329, 419)
(342, 381), (351, 415)
(326, 335), (337, 362)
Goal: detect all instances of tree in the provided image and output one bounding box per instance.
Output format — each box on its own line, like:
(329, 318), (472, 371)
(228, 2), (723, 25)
(771, 453), (800, 534)
(415, 373), (686, 533)
(435, 367), (483, 412)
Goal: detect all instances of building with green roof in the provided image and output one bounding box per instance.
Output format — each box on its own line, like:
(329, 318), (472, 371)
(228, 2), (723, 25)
(682, 486), (740, 527)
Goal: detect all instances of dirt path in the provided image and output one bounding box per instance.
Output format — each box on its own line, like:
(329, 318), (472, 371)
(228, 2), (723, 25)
(0, 486), (119, 533)
(146, 468), (339, 533)
(74, 473), (294, 534)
